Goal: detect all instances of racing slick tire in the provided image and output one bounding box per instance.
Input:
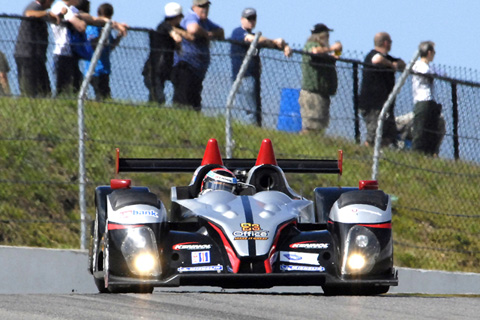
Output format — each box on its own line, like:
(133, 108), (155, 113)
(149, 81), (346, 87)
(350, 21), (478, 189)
(322, 285), (390, 296)
(107, 285), (154, 294)
(94, 277), (109, 294)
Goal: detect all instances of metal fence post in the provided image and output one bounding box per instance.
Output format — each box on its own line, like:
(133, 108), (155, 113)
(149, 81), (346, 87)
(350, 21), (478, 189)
(451, 82), (459, 160)
(353, 62), (360, 144)
(372, 48), (420, 181)
(77, 21), (113, 250)
(225, 32), (261, 158)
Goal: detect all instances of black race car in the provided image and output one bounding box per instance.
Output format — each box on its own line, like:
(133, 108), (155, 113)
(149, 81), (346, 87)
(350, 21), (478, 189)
(88, 138), (397, 295)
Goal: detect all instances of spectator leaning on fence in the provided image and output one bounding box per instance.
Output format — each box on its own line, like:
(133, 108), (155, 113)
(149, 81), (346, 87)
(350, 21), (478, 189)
(230, 8), (291, 126)
(50, 0), (127, 97)
(0, 51), (11, 96)
(84, 3), (126, 100)
(299, 23), (342, 135)
(142, 2), (193, 104)
(171, 0), (224, 111)
(14, 0), (63, 98)
(359, 32), (406, 147)
(411, 41), (445, 156)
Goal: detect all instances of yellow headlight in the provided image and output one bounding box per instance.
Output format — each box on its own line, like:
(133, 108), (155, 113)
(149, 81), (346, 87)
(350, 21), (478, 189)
(347, 254), (366, 270)
(134, 253), (156, 274)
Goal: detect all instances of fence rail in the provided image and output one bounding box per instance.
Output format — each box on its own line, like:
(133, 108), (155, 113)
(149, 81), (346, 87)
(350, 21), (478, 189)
(1, 15), (480, 272)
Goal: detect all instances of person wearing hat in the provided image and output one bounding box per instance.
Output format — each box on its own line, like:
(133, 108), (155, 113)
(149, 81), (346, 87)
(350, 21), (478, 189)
(298, 23), (342, 134)
(359, 32), (406, 147)
(143, 2), (193, 104)
(171, 0), (224, 111)
(230, 7), (292, 126)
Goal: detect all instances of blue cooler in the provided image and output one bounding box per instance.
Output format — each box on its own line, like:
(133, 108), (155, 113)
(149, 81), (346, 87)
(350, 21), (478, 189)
(277, 88), (302, 132)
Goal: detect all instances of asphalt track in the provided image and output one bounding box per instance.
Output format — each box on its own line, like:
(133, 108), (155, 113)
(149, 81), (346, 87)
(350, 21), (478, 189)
(0, 289), (479, 320)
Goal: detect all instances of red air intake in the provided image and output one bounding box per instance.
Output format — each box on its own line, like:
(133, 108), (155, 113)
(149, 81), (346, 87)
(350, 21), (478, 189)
(255, 139), (278, 166)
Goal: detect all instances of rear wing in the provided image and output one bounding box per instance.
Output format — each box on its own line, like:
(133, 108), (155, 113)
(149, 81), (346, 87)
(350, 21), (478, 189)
(116, 149), (343, 175)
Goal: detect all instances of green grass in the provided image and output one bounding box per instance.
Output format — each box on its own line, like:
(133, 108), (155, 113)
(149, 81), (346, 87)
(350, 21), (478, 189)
(0, 97), (479, 272)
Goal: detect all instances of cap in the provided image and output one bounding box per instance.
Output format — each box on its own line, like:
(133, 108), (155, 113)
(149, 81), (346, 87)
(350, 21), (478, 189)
(193, 0), (211, 6)
(311, 23), (333, 34)
(165, 2), (183, 18)
(242, 8), (257, 19)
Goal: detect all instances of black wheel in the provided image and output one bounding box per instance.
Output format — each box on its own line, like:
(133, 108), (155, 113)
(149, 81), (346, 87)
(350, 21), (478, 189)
(94, 277), (110, 294)
(108, 285), (154, 294)
(322, 285), (390, 296)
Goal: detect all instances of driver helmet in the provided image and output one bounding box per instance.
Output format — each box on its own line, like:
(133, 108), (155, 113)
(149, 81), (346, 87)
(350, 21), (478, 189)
(200, 168), (237, 195)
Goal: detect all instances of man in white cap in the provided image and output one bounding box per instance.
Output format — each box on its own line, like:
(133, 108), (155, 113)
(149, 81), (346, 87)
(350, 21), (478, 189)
(171, 0), (224, 111)
(143, 2), (193, 104)
(230, 7), (291, 126)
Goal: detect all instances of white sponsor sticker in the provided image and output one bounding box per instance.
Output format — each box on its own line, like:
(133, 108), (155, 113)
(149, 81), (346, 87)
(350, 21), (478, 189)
(173, 243), (212, 250)
(289, 241), (329, 249)
(280, 264), (325, 272)
(279, 251), (320, 266)
(191, 251), (210, 264)
(177, 265), (223, 273)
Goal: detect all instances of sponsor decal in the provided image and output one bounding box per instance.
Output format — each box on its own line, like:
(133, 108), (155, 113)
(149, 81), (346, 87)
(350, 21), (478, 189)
(119, 209), (159, 219)
(177, 265), (223, 273)
(282, 253), (302, 261)
(233, 223), (269, 240)
(172, 242), (213, 251)
(289, 241), (329, 250)
(191, 251), (210, 264)
(280, 251), (320, 266)
(280, 264), (325, 272)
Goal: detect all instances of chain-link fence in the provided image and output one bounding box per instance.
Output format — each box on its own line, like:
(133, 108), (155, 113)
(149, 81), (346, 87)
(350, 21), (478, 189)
(1, 15), (479, 272)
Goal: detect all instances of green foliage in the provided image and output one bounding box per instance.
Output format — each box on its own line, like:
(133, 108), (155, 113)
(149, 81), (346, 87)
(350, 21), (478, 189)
(0, 97), (479, 272)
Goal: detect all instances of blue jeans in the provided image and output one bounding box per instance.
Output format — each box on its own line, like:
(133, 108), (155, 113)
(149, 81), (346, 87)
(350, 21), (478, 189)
(235, 76), (258, 125)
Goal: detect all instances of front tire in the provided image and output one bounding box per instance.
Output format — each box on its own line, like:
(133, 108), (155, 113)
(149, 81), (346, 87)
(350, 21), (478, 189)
(322, 285), (390, 296)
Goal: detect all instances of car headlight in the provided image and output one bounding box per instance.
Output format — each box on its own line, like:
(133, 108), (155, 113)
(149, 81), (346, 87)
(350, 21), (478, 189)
(120, 226), (161, 277)
(134, 252), (156, 274)
(355, 235), (369, 248)
(341, 226), (380, 275)
(347, 253), (366, 270)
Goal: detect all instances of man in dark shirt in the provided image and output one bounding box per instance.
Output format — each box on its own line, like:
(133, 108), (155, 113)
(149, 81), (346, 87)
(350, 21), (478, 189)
(143, 2), (192, 104)
(230, 8), (291, 126)
(14, 0), (64, 97)
(359, 32), (405, 147)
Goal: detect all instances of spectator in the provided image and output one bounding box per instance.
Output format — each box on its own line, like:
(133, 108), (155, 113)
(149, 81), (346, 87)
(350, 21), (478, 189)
(230, 8), (291, 126)
(171, 0), (224, 111)
(84, 3), (125, 100)
(411, 41), (444, 156)
(359, 32), (406, 147)
(50, 0), (127, 96)
(0, 51), (11, 96)
(142, 2), (193, 104)
(14, 0), (63, 98)
(298, 23), (342, 134)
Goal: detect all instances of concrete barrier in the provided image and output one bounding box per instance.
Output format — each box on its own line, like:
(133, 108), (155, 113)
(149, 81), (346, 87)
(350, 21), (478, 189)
(1, 246), (479, 294)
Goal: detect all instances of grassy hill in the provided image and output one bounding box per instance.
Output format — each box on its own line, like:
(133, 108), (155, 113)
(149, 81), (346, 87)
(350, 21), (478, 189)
(0, 97), (479, 272)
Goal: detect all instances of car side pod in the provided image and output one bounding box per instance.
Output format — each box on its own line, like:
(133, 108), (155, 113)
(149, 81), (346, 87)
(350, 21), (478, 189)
(328, 188), (393, 278)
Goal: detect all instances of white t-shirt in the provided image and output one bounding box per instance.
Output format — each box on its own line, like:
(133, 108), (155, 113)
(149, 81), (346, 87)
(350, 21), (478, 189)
(50, 1), (79, 56)
(412, 60), (435, 103)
